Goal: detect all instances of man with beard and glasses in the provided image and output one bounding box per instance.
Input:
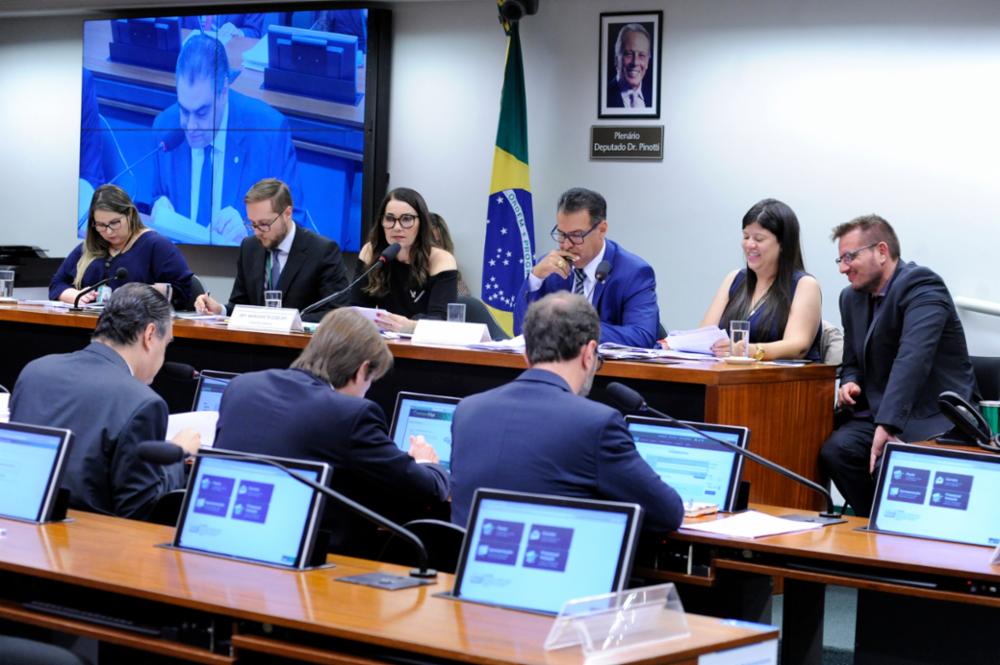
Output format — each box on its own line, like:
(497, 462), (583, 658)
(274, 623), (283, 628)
(448, 292), (683, 530)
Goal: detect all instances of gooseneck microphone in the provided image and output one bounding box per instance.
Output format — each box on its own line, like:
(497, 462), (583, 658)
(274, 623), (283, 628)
(157, 362), (200, 382)
(72, 267), (128, 310)
(137, 441), (438, 578)
(300, 242), (401, 316)
(606, 382), (845, 524)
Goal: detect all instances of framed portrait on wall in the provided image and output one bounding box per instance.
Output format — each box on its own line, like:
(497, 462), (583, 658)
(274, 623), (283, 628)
(598, 11), (662, 119)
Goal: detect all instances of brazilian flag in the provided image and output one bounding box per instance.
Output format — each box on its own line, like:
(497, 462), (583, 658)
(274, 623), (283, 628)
(481, 5), (535, 335)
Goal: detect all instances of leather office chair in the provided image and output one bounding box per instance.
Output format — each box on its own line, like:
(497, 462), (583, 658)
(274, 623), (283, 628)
(378, 519), (467, 574)
(146, 489), (185, 527)
(971, 356), (1000, 401)
(0, 636), (90, 665)
(820, 320), (844, 367)
(458, 295), (509, 341)
(188, 275), (207, 305)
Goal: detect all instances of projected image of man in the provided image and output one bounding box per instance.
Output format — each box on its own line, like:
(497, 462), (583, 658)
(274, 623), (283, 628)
(150, 34), (303, 246)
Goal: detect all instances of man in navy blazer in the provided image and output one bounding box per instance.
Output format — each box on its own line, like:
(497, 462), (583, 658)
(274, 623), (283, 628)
(513, 187), (660, 348)
(213, 308), (450, 557)
(195, 179), (348, 322)
(451, 292), (683, 531)
(820, 215), (976, 517)
(150, 34), (302, 246)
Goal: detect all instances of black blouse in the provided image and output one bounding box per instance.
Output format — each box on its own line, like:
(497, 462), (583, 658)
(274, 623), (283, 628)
(351, 260), (458, 320)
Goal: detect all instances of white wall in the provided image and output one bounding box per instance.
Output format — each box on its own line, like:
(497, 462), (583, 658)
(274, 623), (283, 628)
(2, 1), (999, 353)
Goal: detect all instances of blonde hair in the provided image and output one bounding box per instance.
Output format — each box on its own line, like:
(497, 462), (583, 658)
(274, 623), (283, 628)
(291, 309), (393, 388)
(75, 184), (148, 288)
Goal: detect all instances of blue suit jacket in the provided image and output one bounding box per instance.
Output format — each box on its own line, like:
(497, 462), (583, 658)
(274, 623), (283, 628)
(513, 239), (660, 347)
(10, 342), (185, 519)
(449, 368), (683, 531)
(214, 368), (450, 557)
(839, 261), (976, 440)
(151, 91), (304, 230)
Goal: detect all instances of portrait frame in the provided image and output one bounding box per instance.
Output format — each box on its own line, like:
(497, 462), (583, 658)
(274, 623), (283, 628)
(598, 11), (662, 119)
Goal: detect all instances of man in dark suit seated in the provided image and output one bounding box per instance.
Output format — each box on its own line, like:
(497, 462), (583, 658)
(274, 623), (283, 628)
(820, 215), (977, 517)
(195, 178), (349, 322)
(10, 284), (199, 519)
(450, 292), (684, 531)
(605, 23), (653, 109)
(212, 308), (450, 557)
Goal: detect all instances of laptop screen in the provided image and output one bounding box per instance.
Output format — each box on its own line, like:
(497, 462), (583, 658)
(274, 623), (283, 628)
(389, 392), (460, 470)
(192, 370), (239, 412)
(451, 489), (642, 615)
(626, 415), (748, 511)
(0, 422), (73, 522)
(869, 443), (1000, 548)
(173, 450), (330, 568)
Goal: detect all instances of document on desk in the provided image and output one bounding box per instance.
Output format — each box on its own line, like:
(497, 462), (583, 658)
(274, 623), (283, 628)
(166, 411), (219, 448)
(468, 335), (525, 352)
(683, 510), (823, 538)
(665, 325), (728, 355)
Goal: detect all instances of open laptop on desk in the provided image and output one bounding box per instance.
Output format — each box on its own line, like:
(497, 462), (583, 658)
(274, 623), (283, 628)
(191, 370), (239, 412)
(0, 421), (73, 522)
(868, 443), (1000, 547)
(443, 489), (643, 615)
(388, 392), (460, 470)
(625, 416), (749, 512)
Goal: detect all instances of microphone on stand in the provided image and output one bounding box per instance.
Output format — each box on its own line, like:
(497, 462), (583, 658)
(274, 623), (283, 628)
(157, 362), (200, 382)
(605, 382), (845, 525)
(595, 260), (612, 284)
(300, 242), (402, 316)
(72, 267), (128, 310)
(137, 441), (438, 578)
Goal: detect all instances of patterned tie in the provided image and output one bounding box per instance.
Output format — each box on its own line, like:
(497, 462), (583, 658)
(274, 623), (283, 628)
(196, 145), (213, 228)
(270, 250), (282, 290)
(573, 268), (586, 296)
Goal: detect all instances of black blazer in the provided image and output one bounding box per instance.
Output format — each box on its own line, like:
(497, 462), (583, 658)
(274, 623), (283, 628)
(839, 261), (976, 440)
(226, 225), (349, 322)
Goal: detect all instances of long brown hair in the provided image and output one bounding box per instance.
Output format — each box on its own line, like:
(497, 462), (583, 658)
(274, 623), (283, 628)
(75, 184), (148, 288)
(362, 188), (434, 297)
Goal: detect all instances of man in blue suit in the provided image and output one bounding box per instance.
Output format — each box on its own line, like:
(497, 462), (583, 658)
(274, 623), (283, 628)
(150, 34), (302, 246)
(820, 215), (976, 517)
(450, 292), (683, 531)
(513, 187), (660, 347)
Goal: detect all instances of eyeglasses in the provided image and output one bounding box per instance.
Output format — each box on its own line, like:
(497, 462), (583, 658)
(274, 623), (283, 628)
(244, 213), (281, 233)
(382, 213), (418, 229)
(834, 242), (879, 265)
(550, 222), (601, 246)
(93, 218), (124, 233)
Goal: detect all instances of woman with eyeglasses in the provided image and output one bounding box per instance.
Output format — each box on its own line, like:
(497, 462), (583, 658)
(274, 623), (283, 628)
(51, 184), (193, 308)
(351, 188), (457, 333)
(686, 198), (822, 361)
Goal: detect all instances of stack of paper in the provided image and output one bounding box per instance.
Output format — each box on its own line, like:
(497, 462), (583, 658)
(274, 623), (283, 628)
(682, 510), (824, 538)
(664, 326), (727, 355)
(468, 335), (526, 353)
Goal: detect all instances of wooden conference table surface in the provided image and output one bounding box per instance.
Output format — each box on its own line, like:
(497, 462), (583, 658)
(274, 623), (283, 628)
(0, 304), (836, 509)
(0, 511), (777, 665)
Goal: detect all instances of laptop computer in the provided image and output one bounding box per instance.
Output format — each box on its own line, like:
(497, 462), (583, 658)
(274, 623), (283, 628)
(191, 369), (239, 412)
(625, 415), (749, 512)
(0, 421), (73, 522)
(388, 392), (460, 470)
(868, 442), (1000, 548)
(447, 488), (643, 615)
(172, 449), (331, 568)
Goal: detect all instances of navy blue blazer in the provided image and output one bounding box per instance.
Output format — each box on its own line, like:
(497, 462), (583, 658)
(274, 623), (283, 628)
(10, 342), (185, 519)
(513, 239), (660, 348)
(449, 368), (683, 531)
(225, 225), (349, 322)
(151, 91), (304, 232)
(214, 368), (451, 556)
(839, 261), (976, 439)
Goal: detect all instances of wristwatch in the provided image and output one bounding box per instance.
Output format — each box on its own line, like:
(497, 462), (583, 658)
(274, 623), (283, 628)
(753, 344), (766, 361)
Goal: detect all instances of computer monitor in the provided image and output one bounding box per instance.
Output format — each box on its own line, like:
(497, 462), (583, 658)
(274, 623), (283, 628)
(173, 450), (330, 568)
(191, 370), (239, 412)
(388, 392), (460, 470)
(625, 415), (749, 511)
(449, 489), (643, 615)
(868, 443), (1000, 548)
(0, 422), (73, 522)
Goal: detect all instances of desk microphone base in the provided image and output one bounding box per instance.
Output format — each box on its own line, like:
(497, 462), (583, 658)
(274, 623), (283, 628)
(780, 513), (847, 526)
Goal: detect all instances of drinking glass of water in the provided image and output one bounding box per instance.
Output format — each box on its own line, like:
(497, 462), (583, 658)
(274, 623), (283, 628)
(730, 320), (751, 357)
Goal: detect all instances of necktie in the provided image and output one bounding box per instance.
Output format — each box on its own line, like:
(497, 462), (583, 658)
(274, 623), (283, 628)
(573, 268), (586, 296)
(628, 91), (638, 107)
(270, 250), (282, 290)
(196, 145), (213, 228)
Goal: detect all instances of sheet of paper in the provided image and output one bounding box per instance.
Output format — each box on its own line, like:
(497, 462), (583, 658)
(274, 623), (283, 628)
(167, 411), (219, 448)
(468, 335), (525, 352)
(682, 510), (823, 538)
(241, 37), (269, 71)
(658, 349), (722, 362)
(665, 325), (728, 355)
(352, 306), (382, 324)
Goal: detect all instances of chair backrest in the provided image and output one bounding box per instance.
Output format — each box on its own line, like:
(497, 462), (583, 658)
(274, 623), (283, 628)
(147, 489), (185, 527)
(820, 320), (844, 366)
(971, 356), (1000, 401)
(379, 518), (467, 574)
(458, 295), (509, 340)
(189, 275), (207, 302)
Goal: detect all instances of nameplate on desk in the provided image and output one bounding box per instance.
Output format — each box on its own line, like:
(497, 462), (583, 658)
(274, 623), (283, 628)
(228, 305), (303, 333)
(411, 320), (490, 346)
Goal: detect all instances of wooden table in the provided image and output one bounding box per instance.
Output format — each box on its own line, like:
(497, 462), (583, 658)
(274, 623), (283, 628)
(637, 504), (1000, 665)
(0, 305), (836, 509)
(0, 511), (777, 664)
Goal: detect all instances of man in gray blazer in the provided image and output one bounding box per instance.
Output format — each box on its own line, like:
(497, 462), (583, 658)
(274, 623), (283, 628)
(819, 215), (976, 517)
(11, 284), (199, 519)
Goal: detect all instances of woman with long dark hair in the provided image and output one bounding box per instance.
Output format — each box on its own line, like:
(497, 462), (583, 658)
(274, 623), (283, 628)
(697, 198), (822, 361)
(351, 188), (457, 333)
